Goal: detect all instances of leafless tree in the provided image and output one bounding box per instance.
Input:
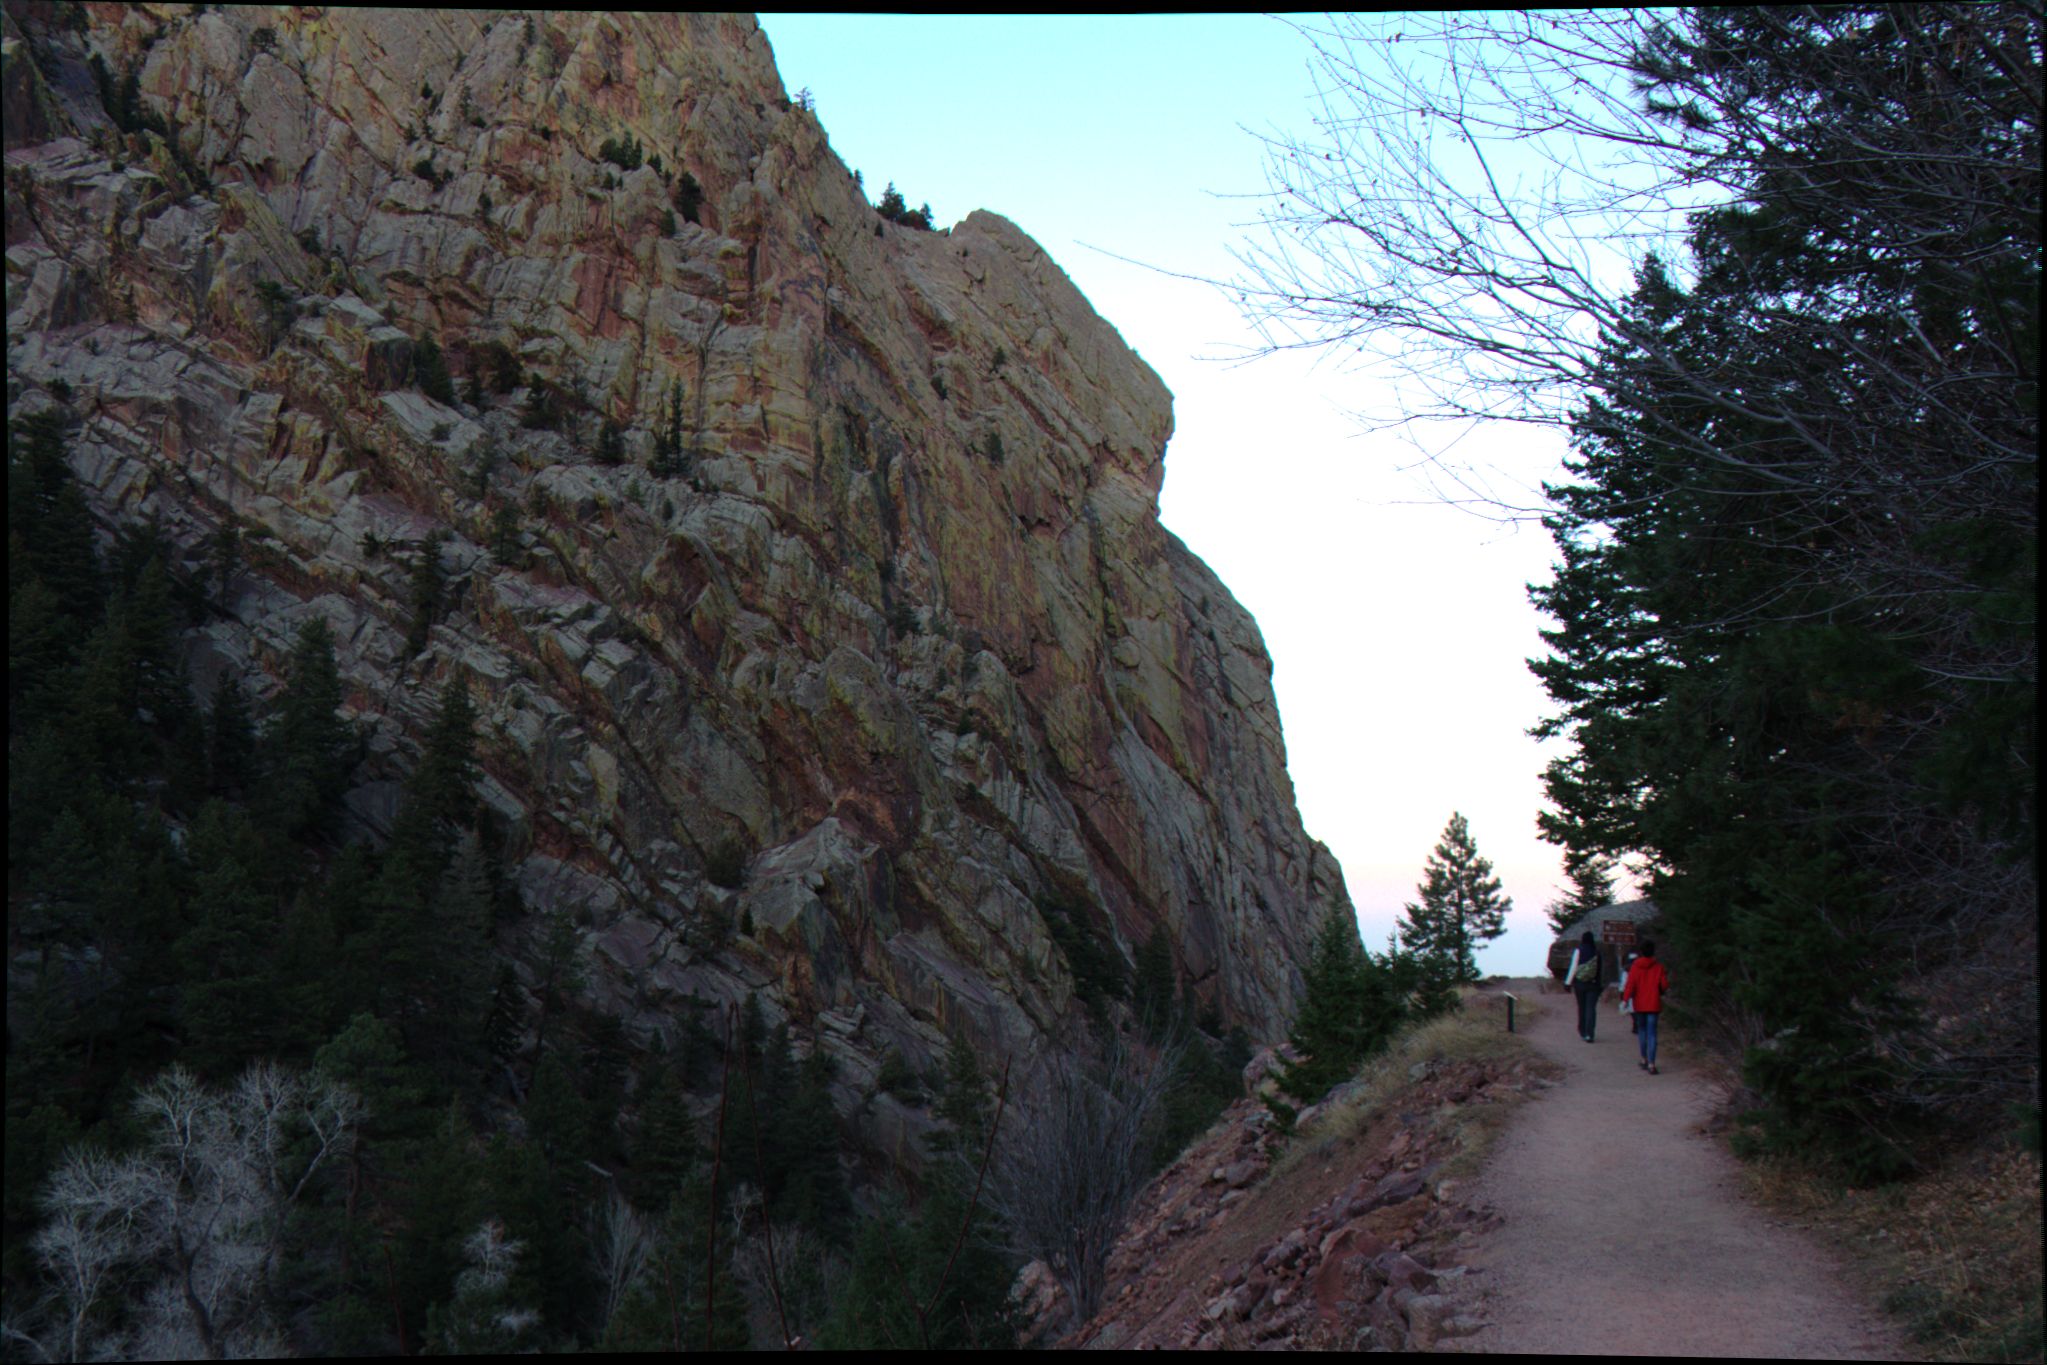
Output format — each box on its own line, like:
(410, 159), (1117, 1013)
(7, 1062), (359, 1362)
(588, 1187), (656, 1342)
(1236, 10), (2039, 526)
(981, 1032), (1179, 1329)
(429, 1219), (541, 1354)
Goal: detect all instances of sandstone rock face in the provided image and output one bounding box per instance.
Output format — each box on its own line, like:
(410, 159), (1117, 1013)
(5, 8), (1348, 1153)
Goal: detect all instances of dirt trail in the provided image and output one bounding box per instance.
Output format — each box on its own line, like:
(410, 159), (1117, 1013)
(1450, 980), (1906, 1358)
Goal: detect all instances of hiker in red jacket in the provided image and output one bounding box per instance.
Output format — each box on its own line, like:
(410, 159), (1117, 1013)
(1620, 940), (1671, 1074)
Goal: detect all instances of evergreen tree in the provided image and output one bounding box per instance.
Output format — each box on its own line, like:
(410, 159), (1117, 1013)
(816, 1190), (1016, 1349)
(601, 1168), (750, 1350)
(1278, 905), (1411, 1101)
(1132, 925), (1176, 1040)
(773, 1042), (850, 1236)
(8, 409), (103, 630)
(209, 514), (241, 601)
(528, 906), (588, 1073)
(928, 1031), (990, 1159)
(404, 529), (449, 656)
(1397, 812), (1509, 984)
(628, 1058), (698, 1210)
(487, 501), (523, 567)
(266, 616), (355, 839)
(410, 675), (481, 841)
(174, 801), (283, 1076)
(205, 672), (257, 798)
(595, 416), (625, 466)
(414, 334), (456, 404)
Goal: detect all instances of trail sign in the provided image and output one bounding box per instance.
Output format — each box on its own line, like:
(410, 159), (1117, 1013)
(1601, 920), (1636, 945)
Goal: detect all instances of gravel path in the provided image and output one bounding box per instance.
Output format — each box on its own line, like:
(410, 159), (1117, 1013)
(1450, 980), (1906, 1358)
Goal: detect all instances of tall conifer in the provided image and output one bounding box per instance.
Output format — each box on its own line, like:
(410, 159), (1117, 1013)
(1397, 813), (1509, 984)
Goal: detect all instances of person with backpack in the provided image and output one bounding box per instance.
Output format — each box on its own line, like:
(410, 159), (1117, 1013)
(1621, 939), (1672, 1073)
(1565, 930), (1603, 1042)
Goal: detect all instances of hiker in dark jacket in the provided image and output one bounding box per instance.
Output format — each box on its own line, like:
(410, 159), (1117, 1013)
(1566, 930), (1603, 1042)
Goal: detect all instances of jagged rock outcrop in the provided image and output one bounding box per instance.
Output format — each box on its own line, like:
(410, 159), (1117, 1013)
(4, 7), (1348, 1160)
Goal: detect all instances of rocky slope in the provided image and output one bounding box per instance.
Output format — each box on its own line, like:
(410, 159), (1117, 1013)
(4, 7), (1346, 1163)
(1052, 992), (1557, 1350)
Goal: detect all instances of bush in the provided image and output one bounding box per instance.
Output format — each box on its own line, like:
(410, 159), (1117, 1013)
(1037, 894), (1129, 1021)
(476, 340), (521, 394)
(704, 838), (748, 890)
(673, 171), (703, 225)
(875, 182), (934, 231)
(598, 134), (643, 171)
(414, 335), (455, 404)
(520, 378), (566, 431)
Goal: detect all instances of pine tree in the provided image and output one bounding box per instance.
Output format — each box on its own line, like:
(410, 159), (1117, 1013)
(405, 529), (449, 656)
(601, 1167), (750, 1350)
(1397, 812), (1510, 984)
(1133, 926), (1176, 1040)
(1546, 847), (1617, 936)
(266, 617), (355, 838)
(8, 409), (103, 630)
(174, 801), (283, 1076)
(414, 334), (455, 404)
(488, 501), (523, 567)
(1278, 905), (1409, 1101)
(209, 515), (242, 600)
(928, 1031), (990, 1159)
(629, 1058), (698, 1210)
(206, 672), (257, 798)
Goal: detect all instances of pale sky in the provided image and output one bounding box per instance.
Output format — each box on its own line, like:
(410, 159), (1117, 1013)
(757, 14), (1631, 976)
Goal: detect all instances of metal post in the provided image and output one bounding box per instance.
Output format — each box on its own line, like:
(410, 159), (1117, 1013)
(1504, 992), (1517, 1033)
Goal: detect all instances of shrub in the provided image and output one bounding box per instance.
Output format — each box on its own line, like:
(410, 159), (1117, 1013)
(520, 378), (566, 431)
(876, 182), (934, 231)
(673, 170), (703, 224)
(488, 503), (522, 567)
(1037, 893), (1129, 1021)
(477, 340), (521, 393)
(598, 133), (643, 171)
(704, 838), (748, 889)
(414, 335), (455, 404)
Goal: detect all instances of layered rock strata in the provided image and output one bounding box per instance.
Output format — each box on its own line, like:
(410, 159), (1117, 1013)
(4, 8), (1348, 1155)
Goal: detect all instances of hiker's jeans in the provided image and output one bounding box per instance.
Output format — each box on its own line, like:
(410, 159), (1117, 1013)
(1636, 1011), (1659, 1065)
(1575, 986), (1600, 1039)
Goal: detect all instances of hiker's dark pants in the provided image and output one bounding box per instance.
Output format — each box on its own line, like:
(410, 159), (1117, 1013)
(1574, 985), (1600, 1039)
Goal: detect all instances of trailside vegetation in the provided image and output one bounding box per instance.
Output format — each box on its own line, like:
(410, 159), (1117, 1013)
(1232, 5), (2038, 1186)
(1279, 905), (1454, 1108)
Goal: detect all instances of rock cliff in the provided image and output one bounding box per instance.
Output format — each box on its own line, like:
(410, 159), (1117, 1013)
(5, 7), (1348, 1158)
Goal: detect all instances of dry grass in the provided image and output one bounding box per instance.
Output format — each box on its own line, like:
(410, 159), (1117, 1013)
(1738, 1139), (2043, 1362)
(1275, 987), (1558, 1184)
